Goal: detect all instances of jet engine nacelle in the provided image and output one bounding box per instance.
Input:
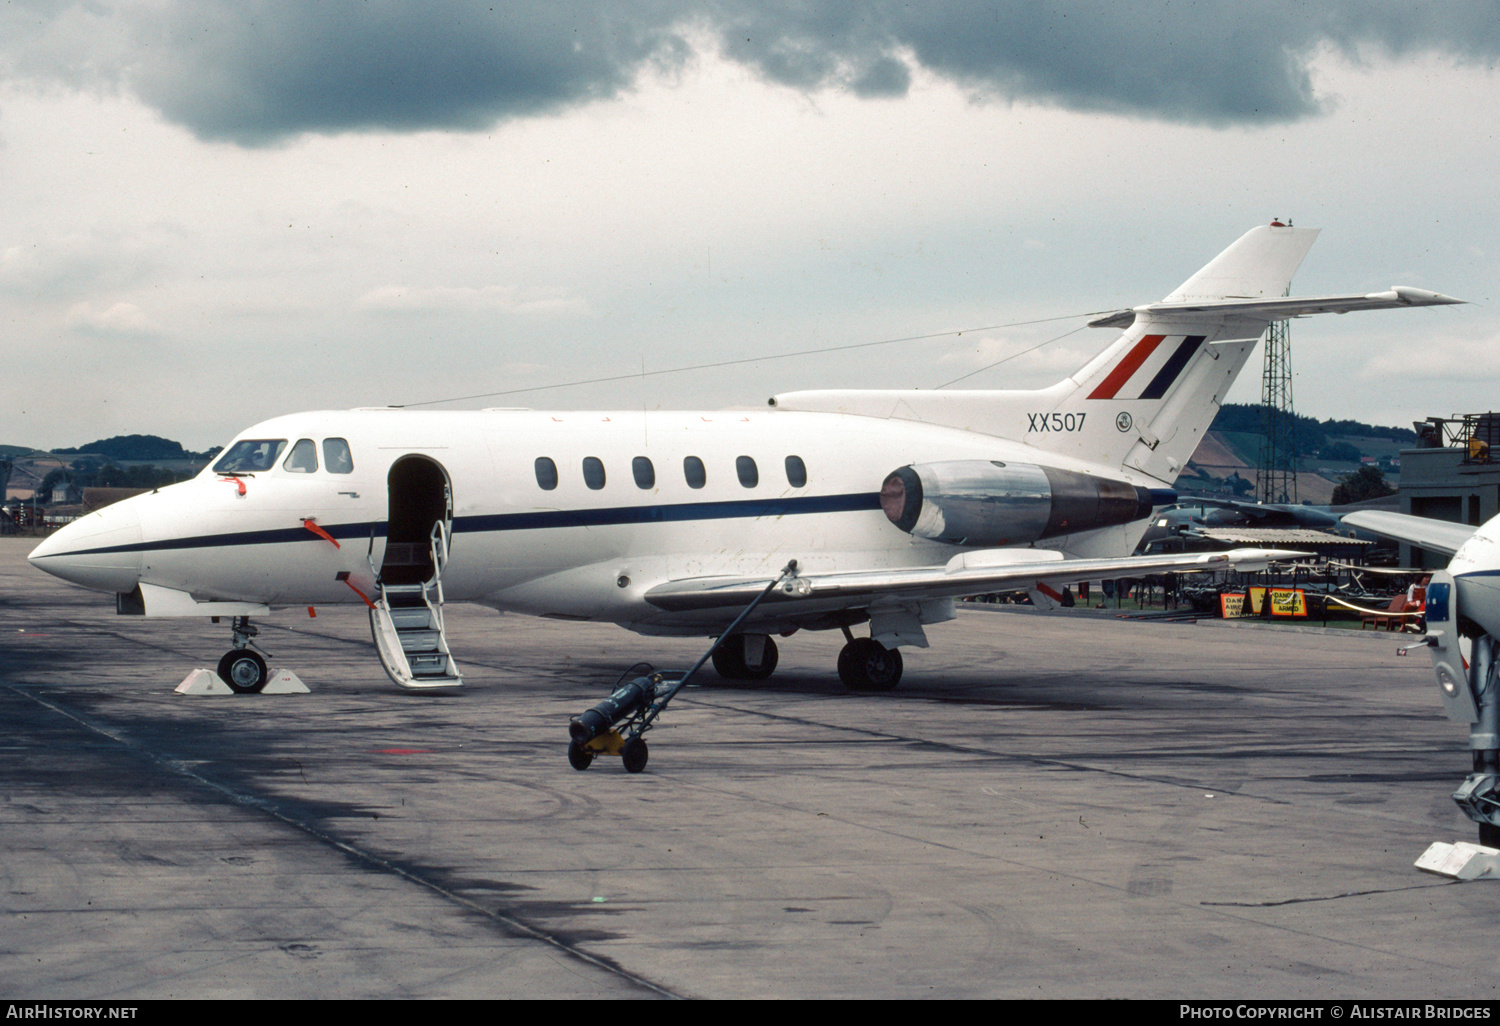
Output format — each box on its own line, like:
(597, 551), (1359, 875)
(880, 460), (1161, 547)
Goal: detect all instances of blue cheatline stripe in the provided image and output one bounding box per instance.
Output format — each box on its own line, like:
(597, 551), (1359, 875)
(453, 492), (880, 533)
(42, 492), (884, 557)
(1138, 335), (1206, 400)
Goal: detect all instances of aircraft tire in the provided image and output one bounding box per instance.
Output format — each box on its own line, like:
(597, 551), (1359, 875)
(711, 639), (749, 679)
(217, 649), (268, 694)
(838, 638), (903, 691)
(744, 636), (778, 680)
(622, 737), (649, 774)
(1481, 821), (1500, 848)
(714, 635), (779, 680)
(567, 741), (594, 771)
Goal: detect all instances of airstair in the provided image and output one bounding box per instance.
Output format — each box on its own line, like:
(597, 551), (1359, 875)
(370, 521), (463, 689)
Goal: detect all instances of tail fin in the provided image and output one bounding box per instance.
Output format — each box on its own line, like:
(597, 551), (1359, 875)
(1037, 224), (1321, 481)
(1164, 223), (1319, 302)
(771, 224), (1459, 485)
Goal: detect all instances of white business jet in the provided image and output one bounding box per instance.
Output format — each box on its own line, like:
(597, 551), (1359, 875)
(29, 224), (1459, 706)
(1342, 510), (1500, 845)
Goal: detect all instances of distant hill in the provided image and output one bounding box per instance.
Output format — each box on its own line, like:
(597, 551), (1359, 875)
(51, 434), (216, 462)
(1209, 404), (1416, 455)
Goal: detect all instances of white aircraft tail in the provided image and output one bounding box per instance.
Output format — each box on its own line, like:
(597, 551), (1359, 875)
(772, 224), (1460, 485)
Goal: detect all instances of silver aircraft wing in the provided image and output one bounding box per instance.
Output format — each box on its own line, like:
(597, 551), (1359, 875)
(1342, 510), (1477, 558)
(644, 547), (1308, 613)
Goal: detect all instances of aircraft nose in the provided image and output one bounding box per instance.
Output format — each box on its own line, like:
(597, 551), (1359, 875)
(28, 498), (144, 594)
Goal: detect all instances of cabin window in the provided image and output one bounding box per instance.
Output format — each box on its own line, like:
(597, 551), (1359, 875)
(785, 455), (807, 488)
(534, 457), (558, 490)
(736, 456), (759, 488)
(632, 456), (655, 489)
(323, 438), (354, 474)
(213, 439), (287, 474)
(683, 456), (706, 489)
(283, 439), (318, 473)
(583, 457), (606, 490)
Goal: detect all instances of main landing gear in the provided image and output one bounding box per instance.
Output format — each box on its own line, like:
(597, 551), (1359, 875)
(216, 616), (271, 694)
(837, 627), (903, 691)
(710, 633), (779, 680)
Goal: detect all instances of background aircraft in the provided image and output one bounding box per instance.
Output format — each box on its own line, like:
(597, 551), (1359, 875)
(1343, 509), (1500, 846)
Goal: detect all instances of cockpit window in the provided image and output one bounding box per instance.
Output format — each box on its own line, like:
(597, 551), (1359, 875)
(213, 439), (287, 473)
(283, 439), (318, 473)
(323, 438), (354, 474)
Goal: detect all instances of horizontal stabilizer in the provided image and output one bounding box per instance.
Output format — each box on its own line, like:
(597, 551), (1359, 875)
(1088, 287), (1466, 329)
(1343, 510), (1476, 558)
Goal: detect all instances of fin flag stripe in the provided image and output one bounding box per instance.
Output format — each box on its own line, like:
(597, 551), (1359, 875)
(1138, 335), (1206, 400)
(1087, 335), (1164, 399)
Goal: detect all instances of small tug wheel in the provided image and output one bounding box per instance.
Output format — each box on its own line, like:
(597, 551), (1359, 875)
(622, 736), (649, 774)
(568, 741), (595, 771)
(217, 649), (268, 694)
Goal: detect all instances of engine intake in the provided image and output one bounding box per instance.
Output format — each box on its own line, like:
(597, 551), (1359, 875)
(880, 460), (1163, 546)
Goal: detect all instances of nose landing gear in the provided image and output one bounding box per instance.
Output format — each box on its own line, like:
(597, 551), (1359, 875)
(216, 616), (271, 694)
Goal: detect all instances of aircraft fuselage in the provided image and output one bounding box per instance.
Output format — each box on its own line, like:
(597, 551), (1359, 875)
(30, 407), (1147, 636)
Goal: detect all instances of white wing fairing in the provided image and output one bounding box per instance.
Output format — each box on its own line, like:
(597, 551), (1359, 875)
(27, 223), (1461, 707)
(1342, 510), (1477, 559)
(643, 547), (1305, 614)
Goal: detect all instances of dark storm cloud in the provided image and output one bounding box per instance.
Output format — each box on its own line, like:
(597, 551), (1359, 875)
(5, 1), (1499, 144)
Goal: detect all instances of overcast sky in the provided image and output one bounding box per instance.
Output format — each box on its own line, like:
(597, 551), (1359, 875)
(2, 1), (1497, 452)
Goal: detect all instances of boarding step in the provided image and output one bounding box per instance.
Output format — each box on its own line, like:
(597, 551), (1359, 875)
(370, 581), (462, 690)
(398, 628), (442, 653)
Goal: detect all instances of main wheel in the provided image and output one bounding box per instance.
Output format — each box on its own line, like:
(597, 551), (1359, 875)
(711, 639), (748, 679)
(217, 649), (268, 694)
(837, 638), (903, 691)
(713, 635), (779, 681)
(622, 736), (649, 774)
(567, 741), (595, 771)
(743, 636), (778, 680)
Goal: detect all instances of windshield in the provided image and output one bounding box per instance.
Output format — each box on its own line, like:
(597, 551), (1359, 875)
(213, 439), (287, 474)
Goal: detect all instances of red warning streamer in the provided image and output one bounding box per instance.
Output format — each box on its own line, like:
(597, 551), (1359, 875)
(301, 518), (341, 549)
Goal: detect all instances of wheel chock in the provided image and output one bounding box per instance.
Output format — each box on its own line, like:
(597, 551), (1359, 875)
(174, 668), (310, 695)
(262, 669), (310, 694)
(176, 669), (234, 695)
(1415, 840), (1500, 880)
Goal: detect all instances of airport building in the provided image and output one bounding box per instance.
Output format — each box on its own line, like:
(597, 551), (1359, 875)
(1398, 413), (1500, 567)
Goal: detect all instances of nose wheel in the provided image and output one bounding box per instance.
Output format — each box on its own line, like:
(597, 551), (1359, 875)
(215, 615), (271, 694)
(217, 649), (268, 694)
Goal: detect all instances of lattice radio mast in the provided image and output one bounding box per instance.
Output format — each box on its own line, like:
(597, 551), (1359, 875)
(1256, 301), (1297, 504)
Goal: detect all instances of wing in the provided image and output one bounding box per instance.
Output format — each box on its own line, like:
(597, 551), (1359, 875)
(1342, 510), (1476, 558)
(1087, 287), (1465, 329)
(644, 547), (1307, 612)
